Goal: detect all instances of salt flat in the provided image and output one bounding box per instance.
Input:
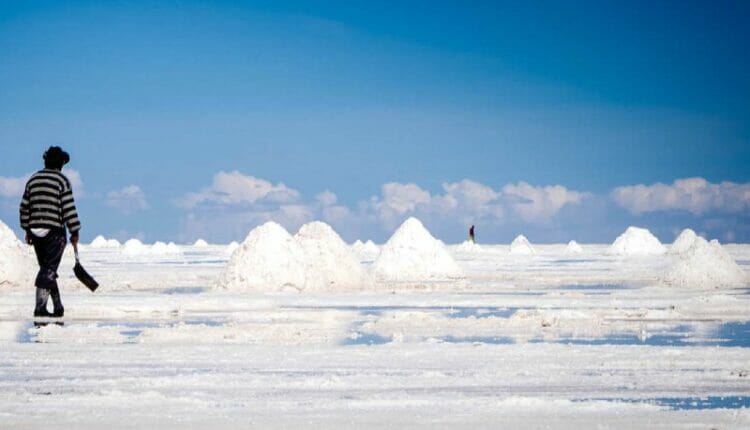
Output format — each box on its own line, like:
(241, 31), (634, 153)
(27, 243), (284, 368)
(1, 243), (749, 429)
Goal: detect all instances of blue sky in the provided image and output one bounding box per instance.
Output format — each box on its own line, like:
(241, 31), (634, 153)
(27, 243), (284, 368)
(1, 0), (749, 244)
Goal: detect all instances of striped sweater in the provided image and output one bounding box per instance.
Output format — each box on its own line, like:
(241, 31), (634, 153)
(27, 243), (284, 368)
(19, 169), (81, 233)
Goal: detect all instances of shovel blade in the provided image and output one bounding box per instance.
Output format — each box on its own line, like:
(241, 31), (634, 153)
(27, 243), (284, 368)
(74, 262), (99, 292)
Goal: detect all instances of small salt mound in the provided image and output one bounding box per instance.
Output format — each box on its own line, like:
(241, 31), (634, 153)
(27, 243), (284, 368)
(670, 228), (698, 254)
(90, 235), (120, 248)
(218, 222), (308, 291)
(0, 220), (34, 288)
(510, 235), (535, 255)
(295, 221), (369, 291)
(608, 226), (666, 255)
(122, 238), (147, 256)
(90, 235), (108, 247)
(663, 237), (747, 289)
(362, 240), (379, 255)
(373, 217), (462, 282)
(193, 239), (209, 247)
(352, 239), (380, 259)
(225, 241), (240, 256)
(564, 240), (583, 254)
(456, 240), (482, 253)
(149, 241), (182, 255)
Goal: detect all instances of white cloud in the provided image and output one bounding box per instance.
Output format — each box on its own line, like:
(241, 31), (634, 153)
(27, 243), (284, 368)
(180, 205), (315, 243)
(440, 179), (504, 220)
(0, 168), (85, 198)
(611, 177), (750, 215)
(62, 168), (85, 196)
(316, 190), (338, 206)
(178, 171), (300, 208)
(502, 182), (588, 222)
(175, 171), (589, 242)
(0, 175), (27, 198)
(105, 185), (149, 214)
(322, 205), (352, 223)
(380, 182), (433, 214)
(367, 180), (583, 226)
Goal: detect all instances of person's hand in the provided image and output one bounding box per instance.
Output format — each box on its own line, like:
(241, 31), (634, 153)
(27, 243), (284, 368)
(70, 233), (79, 247)
(25, 232), (33, 245)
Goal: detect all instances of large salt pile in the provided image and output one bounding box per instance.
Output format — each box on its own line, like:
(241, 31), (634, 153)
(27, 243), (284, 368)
(510, 235), (535, 255)
(0, 220), (34, 288)
(664, 237), (747, 289)
(122, 238), (147, 256)
(294, 221), (369, 291)
(218, 222), (308, 291)
(670, 228), (698, 254)
(372, 217), (462, 283)
(193, 239), (209, 247)
(90, 235), (120, 248)
(564, 240), (583, 254)
(608, 226), (666, 255)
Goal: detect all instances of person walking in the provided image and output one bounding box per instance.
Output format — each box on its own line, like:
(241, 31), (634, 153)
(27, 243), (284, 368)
(19, 146), (81, 318)
(469, 225), (475, 243)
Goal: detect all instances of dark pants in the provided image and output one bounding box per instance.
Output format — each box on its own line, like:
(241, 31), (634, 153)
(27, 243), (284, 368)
(31, 229), (66, 314)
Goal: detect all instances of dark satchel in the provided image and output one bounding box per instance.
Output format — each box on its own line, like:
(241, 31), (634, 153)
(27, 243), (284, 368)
(73, 243), (99, 292)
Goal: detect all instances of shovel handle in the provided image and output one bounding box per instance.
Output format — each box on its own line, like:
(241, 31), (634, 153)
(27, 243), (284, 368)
(73, 242), (80, 262)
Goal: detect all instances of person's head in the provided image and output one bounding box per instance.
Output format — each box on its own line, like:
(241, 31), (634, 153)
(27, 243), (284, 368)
(43, 146), (70, 170)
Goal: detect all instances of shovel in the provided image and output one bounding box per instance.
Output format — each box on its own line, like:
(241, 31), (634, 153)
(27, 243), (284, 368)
(73, 243), (99, 292)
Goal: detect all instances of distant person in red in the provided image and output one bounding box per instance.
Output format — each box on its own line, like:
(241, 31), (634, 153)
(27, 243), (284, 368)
(469, 225), (475, 243)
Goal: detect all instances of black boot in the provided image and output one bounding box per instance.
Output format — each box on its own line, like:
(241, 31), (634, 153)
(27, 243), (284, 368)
(34, 288), (53, 318)
(50, 286), (64, 318)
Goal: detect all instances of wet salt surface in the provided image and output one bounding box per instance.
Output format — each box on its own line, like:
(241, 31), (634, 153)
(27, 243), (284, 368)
(287, 305), (518, 318)
(581, 396), (750, 410)
(527, 321), (750, 348)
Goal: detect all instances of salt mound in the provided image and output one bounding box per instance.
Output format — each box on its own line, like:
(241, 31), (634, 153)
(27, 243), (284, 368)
(225, 241), (240, 256)
(193, 239), (209, 247)
(0, 220), (34, 288)
(510, 235), (535, 255)
(122, 238), (147, 256)
(670, 229), (698, 254)
(295, 221), (369, 291)
(608, 226), (666, 255)
(362, 240), (379, 255)
(664, 237), (747, 289)
(373, 217), (462, 282)
(90, 235), (108, 247)
(90, 235), (120, 248)
(218, 222), (308, 291)
(149, 241), (182, 255)
(564, 240), (583, 254)
(456, 240), (483, 253)
(352, 239), (380, 259)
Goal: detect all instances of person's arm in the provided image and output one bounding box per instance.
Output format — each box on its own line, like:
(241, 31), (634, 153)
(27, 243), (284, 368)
(19, 184), (32, 244)
(61, 179), (81, 244)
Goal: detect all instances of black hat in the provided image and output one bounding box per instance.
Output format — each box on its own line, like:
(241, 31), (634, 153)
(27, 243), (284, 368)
(43, 146), (70, 168)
